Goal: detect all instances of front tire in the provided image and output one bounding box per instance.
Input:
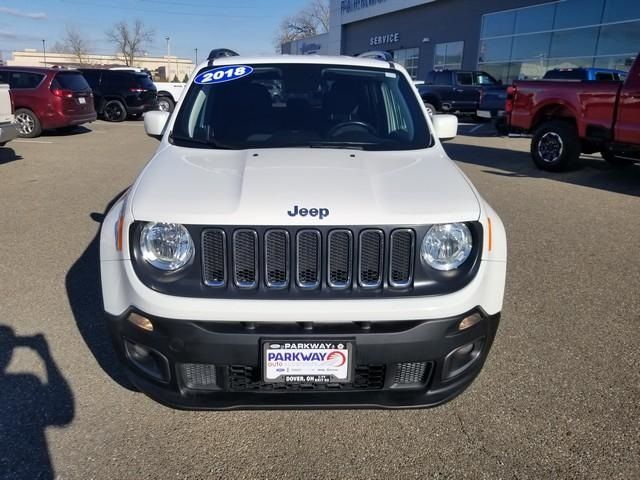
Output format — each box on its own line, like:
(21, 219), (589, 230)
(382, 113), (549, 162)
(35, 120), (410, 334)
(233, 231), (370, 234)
(156, 96), (174, 113)
(423, 102), (436, 117)
(15, 109), (42, 138)
(531, 120), (579, 172)
(102, 99), (127, 122)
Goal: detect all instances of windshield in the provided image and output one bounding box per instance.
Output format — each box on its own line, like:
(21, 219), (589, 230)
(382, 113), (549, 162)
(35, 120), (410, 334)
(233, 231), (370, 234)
(172, 63), (431, 151)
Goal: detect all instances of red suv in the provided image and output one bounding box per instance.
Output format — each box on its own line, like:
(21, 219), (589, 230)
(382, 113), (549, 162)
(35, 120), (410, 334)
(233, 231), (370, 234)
(0, 67), (97, 138)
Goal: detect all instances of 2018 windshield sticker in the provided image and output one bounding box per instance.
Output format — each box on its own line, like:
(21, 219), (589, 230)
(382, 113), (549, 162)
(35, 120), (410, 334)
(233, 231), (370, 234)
(194, 65), (253, 85)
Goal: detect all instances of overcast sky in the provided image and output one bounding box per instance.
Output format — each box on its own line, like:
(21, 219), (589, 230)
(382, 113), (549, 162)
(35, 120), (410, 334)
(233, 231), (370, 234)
(0, 0), (309, 63)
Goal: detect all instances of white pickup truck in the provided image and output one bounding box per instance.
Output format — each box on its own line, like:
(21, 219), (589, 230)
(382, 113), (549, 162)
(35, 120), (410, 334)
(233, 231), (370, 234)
(153, 82), (185, 113)
(0, 83), (18, 147)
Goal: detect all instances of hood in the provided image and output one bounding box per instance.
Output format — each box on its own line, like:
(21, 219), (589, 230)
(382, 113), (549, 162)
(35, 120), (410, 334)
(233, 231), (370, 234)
(130, 146), (480, 226)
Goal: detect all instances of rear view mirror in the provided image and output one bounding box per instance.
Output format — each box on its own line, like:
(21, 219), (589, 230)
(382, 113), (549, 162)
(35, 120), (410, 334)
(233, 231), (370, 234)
(432, 114), (458, 141)
(144, 111), (170, 139)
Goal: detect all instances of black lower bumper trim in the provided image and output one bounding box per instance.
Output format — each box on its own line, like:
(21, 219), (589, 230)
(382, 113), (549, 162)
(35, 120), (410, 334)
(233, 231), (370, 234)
(107, 309), (500, 410)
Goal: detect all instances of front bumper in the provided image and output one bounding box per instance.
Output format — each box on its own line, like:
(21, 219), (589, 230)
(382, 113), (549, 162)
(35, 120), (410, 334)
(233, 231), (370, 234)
(107, 308), (500, 410)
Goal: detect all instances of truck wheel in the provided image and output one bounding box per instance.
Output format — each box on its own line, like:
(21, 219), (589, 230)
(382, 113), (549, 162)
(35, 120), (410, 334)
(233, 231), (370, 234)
(102, 100), (127, 122)
(531, 120), (579, 172)
(157, 96), (174, 113)
(601, 148), (637, 166)
(423, 103), (436, 116)
(15, 109), (42, 138)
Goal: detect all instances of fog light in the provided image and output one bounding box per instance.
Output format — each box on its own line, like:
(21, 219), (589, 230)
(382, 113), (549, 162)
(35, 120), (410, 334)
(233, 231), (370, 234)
(124, 339), (170, 382)
(442, 338), (485, 380)
(128, 313), (154, 332)
(458, 312), (482, 331)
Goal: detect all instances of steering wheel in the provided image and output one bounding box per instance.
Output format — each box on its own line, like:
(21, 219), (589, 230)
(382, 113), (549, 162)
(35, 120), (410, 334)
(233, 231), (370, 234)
(327, 121), (376, 138)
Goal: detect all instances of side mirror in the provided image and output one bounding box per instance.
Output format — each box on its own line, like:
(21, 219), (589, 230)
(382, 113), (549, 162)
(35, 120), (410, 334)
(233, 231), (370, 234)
(144, 110), (170, 139)
(432, 114), (458, 141)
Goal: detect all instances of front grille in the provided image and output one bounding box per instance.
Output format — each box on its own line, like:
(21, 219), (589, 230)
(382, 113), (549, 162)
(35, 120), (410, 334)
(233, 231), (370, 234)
(201, 227), (416, 294)
(227, 364), (386, 392)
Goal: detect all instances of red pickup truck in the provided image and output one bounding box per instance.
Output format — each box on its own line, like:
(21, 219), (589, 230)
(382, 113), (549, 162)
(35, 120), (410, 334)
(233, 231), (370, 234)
(506, 53), (640, 171)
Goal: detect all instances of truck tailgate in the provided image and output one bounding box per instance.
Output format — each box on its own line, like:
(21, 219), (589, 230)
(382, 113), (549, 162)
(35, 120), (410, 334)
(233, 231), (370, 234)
(509, 80), (621, 137)
(0, 83), (13, 124)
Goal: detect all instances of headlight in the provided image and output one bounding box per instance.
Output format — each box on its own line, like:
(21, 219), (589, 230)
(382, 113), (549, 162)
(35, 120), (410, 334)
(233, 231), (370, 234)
(421, 223), (473, 271)
(140, 222), (194, 271)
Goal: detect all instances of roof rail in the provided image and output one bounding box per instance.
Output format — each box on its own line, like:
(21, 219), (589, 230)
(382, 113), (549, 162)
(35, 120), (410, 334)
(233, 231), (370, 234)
(207, 48), (239, 65)
(357, 50), (393, 62)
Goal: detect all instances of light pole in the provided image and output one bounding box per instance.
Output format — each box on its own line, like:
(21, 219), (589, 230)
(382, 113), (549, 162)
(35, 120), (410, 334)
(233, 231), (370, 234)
(195, 48), (198, 65)
(42, 39), (47, 67)
(165, 36), (170, 81)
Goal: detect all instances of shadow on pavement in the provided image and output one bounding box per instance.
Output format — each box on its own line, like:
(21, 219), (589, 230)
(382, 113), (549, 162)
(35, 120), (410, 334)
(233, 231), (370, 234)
(0, 326), (74, 480)
(42, 125), (92, 137)
(0, 147), (22, 165)
(444, 142), (640, 197)
(65, 189), (134, 391)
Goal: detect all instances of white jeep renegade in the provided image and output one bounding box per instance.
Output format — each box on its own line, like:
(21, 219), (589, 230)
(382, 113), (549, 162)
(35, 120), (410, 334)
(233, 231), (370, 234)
(100, 50), (507, 409)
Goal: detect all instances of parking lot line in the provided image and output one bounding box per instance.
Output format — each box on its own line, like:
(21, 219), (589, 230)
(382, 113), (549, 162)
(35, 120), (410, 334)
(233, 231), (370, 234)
(14, 140), (54, 144)
(95, 121), (144, 126)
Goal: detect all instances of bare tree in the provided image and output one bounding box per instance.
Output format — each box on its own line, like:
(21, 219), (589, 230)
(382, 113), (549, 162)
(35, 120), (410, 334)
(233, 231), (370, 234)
(275, 0), (330, 48)
(62, 26), (90, 64)
(106, 19), (154, 66)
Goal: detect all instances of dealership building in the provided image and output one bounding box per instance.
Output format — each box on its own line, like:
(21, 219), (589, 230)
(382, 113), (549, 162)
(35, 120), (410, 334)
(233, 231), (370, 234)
(283, 0), (640, 82)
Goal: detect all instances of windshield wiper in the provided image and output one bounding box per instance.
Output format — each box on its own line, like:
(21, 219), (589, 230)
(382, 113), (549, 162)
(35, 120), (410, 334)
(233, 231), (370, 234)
(306, 142), (367, 150)
(169, 132), (235, 150)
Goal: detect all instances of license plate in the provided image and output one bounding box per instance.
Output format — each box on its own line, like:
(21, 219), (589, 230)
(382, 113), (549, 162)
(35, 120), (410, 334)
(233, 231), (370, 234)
(476, 110), (491, 119)
(263, 340), (352, 383)
(78, 97), (86, 104)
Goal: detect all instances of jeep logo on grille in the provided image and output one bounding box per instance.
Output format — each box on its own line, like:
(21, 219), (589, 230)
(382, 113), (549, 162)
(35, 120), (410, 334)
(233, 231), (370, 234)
(287, 205), (329, 220)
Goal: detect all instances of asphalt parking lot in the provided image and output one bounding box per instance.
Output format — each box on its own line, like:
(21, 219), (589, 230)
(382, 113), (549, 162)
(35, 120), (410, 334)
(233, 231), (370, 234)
(1, 119), (639, 479)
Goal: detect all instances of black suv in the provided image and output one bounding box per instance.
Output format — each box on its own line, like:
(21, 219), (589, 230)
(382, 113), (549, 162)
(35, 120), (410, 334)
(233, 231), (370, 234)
(417, 70), (502, 115)
(78, 69), (157, 122)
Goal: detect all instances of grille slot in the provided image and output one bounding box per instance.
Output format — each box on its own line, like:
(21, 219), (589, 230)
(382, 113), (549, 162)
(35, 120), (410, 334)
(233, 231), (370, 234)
(264, 230), (289, 288)
(327, 230), (353, 288)
(179, 363), (218, 390)
(358, 229), (384, 288)
(393, 362), (431, 385)
(296, 230), (321, 289)
(389, 229), (415, 288)
(232, 229), (258, 288)
(202, 229), (226, 287)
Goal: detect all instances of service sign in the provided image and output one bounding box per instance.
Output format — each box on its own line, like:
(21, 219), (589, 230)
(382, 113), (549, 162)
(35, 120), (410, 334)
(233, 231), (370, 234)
(263, 341), (352, 383)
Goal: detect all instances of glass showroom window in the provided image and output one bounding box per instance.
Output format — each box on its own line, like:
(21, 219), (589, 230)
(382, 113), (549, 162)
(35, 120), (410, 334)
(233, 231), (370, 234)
(434, 41), (464, 71)
(477, 0), (640, 83)
(393, 48), (420, 79)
